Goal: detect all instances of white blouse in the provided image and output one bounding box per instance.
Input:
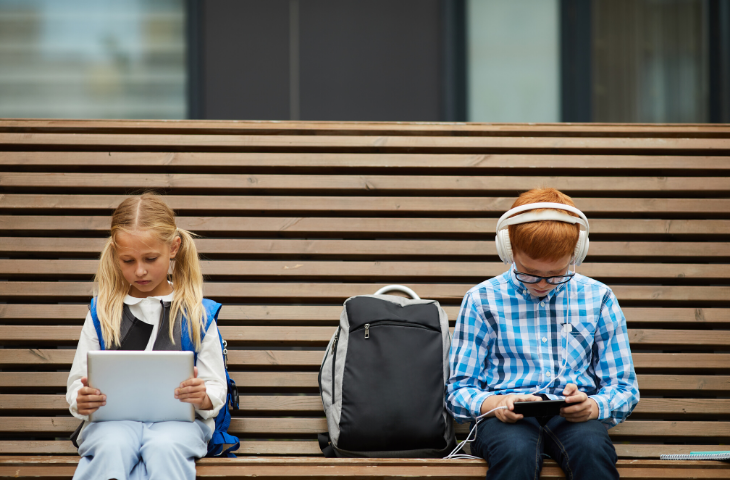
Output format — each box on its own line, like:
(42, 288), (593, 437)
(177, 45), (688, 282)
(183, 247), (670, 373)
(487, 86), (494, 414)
(66, 291), (228, 440)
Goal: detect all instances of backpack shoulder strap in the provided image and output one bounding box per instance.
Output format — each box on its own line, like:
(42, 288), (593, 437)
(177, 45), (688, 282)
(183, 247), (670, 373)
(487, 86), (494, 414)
(89, 297), (106, 351)
(181, 299), (223, 361)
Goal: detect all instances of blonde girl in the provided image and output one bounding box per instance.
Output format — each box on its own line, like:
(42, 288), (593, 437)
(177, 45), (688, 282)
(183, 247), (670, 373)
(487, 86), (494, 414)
(66, 193), (228, 480)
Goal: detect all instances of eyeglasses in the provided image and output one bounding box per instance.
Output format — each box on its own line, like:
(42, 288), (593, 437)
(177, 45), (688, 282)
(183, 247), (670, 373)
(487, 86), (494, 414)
(514, 269), (575, 285)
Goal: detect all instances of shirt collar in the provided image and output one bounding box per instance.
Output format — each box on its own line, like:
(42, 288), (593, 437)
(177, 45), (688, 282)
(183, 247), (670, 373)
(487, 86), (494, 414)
(123, 285), (174, 305)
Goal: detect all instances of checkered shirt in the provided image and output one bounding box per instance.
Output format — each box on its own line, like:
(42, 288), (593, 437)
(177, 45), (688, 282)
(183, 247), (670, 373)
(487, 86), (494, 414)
(446, 267), (639, 427)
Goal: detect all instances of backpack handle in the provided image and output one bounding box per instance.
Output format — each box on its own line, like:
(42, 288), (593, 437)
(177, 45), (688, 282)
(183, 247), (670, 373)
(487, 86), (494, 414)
(373, 285), (421, 300)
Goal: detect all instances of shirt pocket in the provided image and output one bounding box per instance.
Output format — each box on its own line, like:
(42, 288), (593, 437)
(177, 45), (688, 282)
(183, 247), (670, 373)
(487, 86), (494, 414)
(563, 327), (594, 372)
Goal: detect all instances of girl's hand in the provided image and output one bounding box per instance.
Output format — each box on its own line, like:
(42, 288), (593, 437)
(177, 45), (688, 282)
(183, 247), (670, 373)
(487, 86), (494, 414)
(175, 367), (213, 410)
(77, 377), (106, 415)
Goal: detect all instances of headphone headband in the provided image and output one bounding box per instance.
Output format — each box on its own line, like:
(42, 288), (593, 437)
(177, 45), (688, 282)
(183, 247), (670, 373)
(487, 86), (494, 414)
(496, 202), (589, 233)
(494, 201), (590, 266)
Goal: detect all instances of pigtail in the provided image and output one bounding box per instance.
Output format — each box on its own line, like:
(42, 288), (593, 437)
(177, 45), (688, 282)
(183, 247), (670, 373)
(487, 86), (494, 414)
(169, 228), (206, 351)
(94, 237), (128, 348)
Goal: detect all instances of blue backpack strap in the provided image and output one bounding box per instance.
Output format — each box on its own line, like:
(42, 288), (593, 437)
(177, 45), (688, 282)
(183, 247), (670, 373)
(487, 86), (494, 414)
(178, 299), (240, 457)
(89, 297), (106, 351)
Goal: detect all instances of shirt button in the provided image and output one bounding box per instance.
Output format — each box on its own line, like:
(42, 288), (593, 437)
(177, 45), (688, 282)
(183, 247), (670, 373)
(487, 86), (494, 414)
(540, 301), (545, 307)
(542, 337), (547, 343)
(546, 371), (552, 377)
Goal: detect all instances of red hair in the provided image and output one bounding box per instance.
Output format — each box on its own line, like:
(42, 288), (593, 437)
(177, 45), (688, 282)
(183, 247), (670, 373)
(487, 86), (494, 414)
(507, 188), (580, 261)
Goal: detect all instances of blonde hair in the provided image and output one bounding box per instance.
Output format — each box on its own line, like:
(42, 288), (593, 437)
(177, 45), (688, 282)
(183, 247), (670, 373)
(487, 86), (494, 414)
(508, 188), (580, 262)
(94, 192), (206, 350)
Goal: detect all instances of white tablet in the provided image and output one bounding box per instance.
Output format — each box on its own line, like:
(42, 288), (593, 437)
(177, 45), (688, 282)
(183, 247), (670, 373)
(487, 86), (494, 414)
(88, 351), (195, 423)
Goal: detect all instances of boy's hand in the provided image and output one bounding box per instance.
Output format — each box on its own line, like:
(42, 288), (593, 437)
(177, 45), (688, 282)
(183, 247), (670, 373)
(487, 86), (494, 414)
(175, 367), (213, 410)
(482, 394), (542, 423)
(560, 383), (598, 422)
(76, 377), (106, 415)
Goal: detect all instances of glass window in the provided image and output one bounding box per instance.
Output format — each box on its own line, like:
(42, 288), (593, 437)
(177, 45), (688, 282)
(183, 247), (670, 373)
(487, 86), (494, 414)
(592, 0), (709, 122)
(466, 0), (560, 122)
(0, 0), (186, 119)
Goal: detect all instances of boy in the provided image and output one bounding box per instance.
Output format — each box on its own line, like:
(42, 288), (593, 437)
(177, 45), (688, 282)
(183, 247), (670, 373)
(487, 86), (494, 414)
(446, 188), (639, 480)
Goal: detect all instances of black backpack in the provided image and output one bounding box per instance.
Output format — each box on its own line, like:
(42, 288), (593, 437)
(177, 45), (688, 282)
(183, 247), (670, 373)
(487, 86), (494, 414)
(318, 286), (456, 457)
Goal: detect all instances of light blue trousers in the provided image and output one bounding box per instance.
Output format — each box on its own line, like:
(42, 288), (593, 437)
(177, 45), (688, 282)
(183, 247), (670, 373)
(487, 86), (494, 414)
(73, 420), (211, 480)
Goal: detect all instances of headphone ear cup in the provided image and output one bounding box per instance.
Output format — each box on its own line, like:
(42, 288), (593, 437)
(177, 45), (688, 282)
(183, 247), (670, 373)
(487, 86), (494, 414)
(573, 231), (589, 266)
(495, 229), (514, 265)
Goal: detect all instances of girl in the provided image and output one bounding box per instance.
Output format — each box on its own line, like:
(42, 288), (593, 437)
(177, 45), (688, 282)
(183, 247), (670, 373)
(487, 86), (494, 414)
(66, 193), (228, 480)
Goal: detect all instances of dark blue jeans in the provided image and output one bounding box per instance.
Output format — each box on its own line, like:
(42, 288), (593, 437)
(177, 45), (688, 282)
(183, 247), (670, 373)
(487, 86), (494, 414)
(471, 416), (618, 480)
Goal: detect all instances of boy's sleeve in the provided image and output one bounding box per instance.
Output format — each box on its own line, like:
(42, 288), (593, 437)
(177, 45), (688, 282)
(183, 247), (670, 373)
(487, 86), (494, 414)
(588, 290), (640, 427)
(446, 291), (495, 422)
(194, 323), (228, 419)
(66, 311), (101, 420)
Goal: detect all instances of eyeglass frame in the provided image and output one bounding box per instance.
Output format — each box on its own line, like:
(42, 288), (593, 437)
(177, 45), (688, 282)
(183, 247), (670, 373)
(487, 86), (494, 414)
(513, 268), (576, 285)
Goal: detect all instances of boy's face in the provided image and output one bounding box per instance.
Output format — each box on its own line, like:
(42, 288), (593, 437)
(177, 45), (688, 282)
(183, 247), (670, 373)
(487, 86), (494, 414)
(513, 250), (573, 298)
(115, 230), (180, 298)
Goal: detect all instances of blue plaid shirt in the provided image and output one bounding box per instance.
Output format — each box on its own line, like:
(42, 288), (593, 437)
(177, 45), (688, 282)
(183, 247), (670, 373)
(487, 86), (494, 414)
(446, 267), (639, 427)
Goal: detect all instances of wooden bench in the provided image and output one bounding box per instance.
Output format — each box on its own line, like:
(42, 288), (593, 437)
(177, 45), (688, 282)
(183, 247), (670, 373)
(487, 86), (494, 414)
(0, 119), (728, 479)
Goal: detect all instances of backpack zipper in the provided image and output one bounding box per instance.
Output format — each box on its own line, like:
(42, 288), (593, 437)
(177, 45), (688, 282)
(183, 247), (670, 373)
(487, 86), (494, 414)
(352, 321), (437, 339)
(330, 327), (340, 405)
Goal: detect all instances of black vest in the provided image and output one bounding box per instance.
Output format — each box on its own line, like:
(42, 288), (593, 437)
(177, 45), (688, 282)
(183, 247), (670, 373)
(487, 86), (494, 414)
(111, 300), (183, 351)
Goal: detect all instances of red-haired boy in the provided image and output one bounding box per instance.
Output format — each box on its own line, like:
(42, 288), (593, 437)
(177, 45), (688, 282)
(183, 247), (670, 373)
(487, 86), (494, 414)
(447, 188), (639, 480)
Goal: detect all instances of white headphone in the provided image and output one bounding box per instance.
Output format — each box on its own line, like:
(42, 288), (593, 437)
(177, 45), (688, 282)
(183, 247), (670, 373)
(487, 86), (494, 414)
(495, 202), (590, 266)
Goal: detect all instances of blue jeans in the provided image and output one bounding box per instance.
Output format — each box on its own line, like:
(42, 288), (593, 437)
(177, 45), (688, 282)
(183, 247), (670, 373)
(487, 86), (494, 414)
(471, 416), (618, 480)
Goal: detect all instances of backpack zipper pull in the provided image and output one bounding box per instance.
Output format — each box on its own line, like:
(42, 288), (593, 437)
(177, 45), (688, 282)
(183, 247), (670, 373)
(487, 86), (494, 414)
(331, 333), (339, 354)
(364, 324), (370, 339)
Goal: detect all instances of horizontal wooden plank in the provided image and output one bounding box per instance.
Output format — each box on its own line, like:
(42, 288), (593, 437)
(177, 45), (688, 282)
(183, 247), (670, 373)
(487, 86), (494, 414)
(1, 326), (727, 348)
(3, 259), (729, 282)
(1, 237), (729, 260)
(0, 439), (726, 460)
(3, 132), (730, 153)
(2, 372), (725, 392)
(0, 458), (727, 480)
(3, 305), (729, 325)
(3, 151), (730, 171)
(2, 395), (727, 418)
(1, 349), (727, 372)
(1, 282), (729, 304)
(1, 416), (727, 440)
(2, 173), (729, 194)
(3, 195), (730, 216)
(1, 347), (727, 372)
(4, 118), (730, 137)
(4, 216), (730, 236)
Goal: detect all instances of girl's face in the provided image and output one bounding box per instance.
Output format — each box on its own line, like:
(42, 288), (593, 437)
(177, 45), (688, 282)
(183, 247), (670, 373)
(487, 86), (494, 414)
(115, 230), (181, 298)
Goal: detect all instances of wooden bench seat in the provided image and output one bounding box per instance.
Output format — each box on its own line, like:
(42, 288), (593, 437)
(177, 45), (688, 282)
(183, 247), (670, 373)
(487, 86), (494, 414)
(0, 119), (728, 478)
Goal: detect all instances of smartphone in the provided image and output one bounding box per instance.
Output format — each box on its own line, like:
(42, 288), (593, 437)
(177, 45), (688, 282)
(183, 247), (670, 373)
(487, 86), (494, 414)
(513, 400), (567, 417)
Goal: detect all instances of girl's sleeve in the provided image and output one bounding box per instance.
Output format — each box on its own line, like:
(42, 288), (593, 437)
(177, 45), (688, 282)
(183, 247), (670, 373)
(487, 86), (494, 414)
(195, 322), (228, 419)
(66, 311), (101, 420)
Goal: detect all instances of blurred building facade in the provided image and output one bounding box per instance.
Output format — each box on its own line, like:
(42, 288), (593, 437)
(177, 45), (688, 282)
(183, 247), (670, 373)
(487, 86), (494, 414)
(0, 0), (728, 123)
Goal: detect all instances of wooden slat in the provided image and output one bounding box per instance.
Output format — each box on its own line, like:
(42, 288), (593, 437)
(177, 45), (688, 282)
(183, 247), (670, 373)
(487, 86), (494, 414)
(2, 172), (729, 193)
(3, 305), (729, 325)
(8, 372), (722, 391)
(2, 395), (727, 418)
(3, 132), (730, 152)
(5, 258), (730, 282)
(3, 195), (730, 216)
(1, 417), (727, 439)
(4, 216), (730, 236)
(0, 457), (727, 480)
(0, 440), (726, 459)
(4, 118), (730, 136)
(2, 350), (728, 372)
(2, 237), (729, 260)
(1, 350), (728, 372)
(1, 282), (729, 304)
(1, 326), (727, 348)
(3, 151), (730, 171)
(3, 259), (729, 281)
